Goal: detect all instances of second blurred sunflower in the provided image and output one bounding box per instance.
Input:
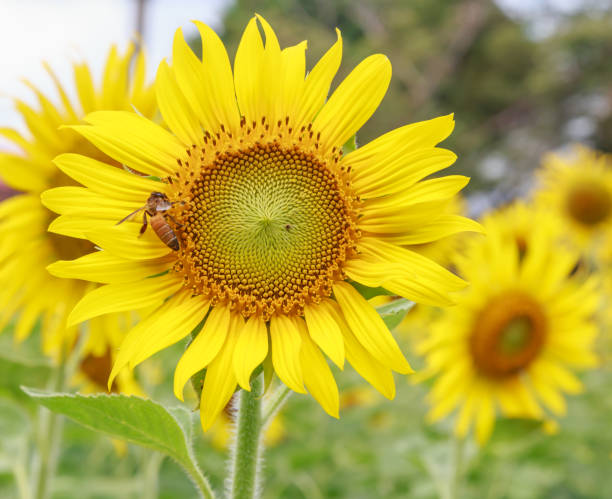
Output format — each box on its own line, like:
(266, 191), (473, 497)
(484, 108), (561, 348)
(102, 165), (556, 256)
(417, 202), (599, 443)
(0, 44), (155, 359)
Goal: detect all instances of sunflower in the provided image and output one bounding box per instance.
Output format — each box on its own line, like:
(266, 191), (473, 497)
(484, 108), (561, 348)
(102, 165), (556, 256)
(416, 204), (600, 444)
(45, 16), (481, 430)
(534, 145), (612, 256)
(0, 44), (155, 360)
(73, 336), (143, 397)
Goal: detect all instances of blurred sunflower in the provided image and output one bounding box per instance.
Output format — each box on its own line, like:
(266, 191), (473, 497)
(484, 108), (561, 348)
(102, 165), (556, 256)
(0, 44), (155, 360)
(45, 16), (481, 430)
(417, 206), (599, 444)
(73, 340), (143, 397)
(535, 146), (612, 256)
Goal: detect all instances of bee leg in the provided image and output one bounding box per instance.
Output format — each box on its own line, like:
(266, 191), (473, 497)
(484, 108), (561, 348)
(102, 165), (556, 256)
(139, 213), (148, 237)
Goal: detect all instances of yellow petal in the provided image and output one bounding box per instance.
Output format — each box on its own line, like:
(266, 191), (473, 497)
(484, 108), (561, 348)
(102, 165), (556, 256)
(295, 29), (342, 128)
(74, 62), (98, 113)
(363, 175), (469, 212)
(73, 111), (184, 176)
(52, 153), (166, 202)
(0, 154), (47, 192)
(304, 300), (345, 369)
(314, 54), (390, 152)
(48, 216), (109, 239)
(174, 305), (231, 400)
(345, 114), (455, 178)
(475, 390), (495, 444)
(41, 186), (141, 219)
(155, 60), (201, 145)
(233, 17), (265, 121)
(47, 251), (172, 284)
(358, 238), (466, 291)
(232, 316), (269, 390)
(353, 148), (457, 198)
(172, 27), (239, 133)
(333, 282), (412, 374)
(193, 20), (241, 132)
(278, 41), (307, 121)
(358, 199), (454, 233)
(269, 315), (306, 393)
(454, 386), (477, 438)
(67, 273), (181, 326)
(529, 367), (568, 415)
(85, 222), (174, 260)
(328, 301), (395, 398)
(109, 290), (208, 388)
(199, 324), (239, 432)
(101, 44), (132, 108)
(297, 319), (339, 418)
(381, 215), (484, 245)
(44, 62), (79, 121)
(254, 14), (282, 119)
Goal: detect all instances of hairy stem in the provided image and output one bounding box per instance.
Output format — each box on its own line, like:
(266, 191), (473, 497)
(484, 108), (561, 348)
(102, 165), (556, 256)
(228, 376), (264, 499)
(186, 462), (217, 499)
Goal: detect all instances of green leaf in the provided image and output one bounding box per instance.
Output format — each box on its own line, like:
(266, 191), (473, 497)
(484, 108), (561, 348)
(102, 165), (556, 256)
(349, 281), (396, 300)
(22, 388), (213, 496)
(0, 333), (53, 408)
(376, 298), (415, 330)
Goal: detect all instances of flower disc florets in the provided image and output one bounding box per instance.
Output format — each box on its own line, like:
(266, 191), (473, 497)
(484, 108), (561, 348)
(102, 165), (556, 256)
(168, 120), (359, 319)
(470, 291), (547, 378)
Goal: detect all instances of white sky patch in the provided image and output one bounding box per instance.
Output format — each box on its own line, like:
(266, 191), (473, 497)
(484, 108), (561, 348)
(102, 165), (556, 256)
(0, 0), (228, 149)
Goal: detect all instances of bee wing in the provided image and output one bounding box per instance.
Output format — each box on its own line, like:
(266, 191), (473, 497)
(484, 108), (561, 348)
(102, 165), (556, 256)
(116, 207), (144, 225)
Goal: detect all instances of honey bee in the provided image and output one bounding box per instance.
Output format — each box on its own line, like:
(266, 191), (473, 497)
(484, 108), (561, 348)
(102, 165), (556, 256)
(117, 192), (181, 250)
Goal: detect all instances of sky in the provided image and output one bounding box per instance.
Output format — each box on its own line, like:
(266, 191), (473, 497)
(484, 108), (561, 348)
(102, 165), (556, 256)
(0, 0), (229, 146)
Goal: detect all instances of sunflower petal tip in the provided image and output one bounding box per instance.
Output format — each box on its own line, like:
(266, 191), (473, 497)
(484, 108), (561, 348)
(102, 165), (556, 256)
(45, 261), (60, 276)
(66, 311), (81, 328)
(237, 379), (252, 391)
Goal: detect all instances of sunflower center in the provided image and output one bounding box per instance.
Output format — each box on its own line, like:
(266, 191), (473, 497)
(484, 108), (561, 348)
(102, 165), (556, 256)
(469, 291), (547, 378)
(566, 182), (612, 226)
(79, 349), (117, 392)
(174, 141), (357, 319)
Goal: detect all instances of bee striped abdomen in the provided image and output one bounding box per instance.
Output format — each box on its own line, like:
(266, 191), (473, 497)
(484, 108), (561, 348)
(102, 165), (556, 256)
(150, 214), (179, 250)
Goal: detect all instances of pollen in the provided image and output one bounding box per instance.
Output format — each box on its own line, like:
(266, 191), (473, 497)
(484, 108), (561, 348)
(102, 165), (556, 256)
(169, 131), (359, 320)
(469, 291), (547, 378)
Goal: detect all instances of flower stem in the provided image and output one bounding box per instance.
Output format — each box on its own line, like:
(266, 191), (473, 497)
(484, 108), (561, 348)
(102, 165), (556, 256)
(32, 332), (88, 499)
(228, 375), (264, 499)
(448, 436), (465, 499)
(13, 460), (31, 499)
(32, 360), (67, 499)
(186, 462), (216, 499)
(142, 452), (164, 499)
